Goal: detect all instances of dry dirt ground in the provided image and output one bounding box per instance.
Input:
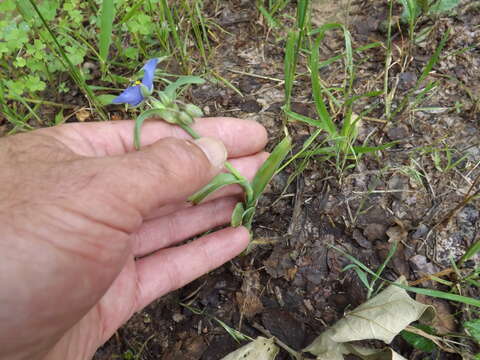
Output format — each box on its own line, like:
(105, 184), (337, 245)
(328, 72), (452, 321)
(1, 0), (478, 359)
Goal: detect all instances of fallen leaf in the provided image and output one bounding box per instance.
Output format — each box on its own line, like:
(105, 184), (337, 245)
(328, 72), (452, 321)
(75, 108), (90, 122)
(416, 295), (456, 334)
(304, 277), (435, 360)
(221, 337), (279, 360)
(236, 271), (264, 318)
(386, 226), (408, 243)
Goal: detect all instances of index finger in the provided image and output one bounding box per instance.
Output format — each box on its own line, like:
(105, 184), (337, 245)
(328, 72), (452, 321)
(45, 117), (268, 159)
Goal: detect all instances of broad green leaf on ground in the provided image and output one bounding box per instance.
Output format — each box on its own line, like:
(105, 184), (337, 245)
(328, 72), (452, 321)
(400, 325), (436, 352)
(221, 337), (279, 360)
(465, 319), (480, 344)
(304, 277), (435, 360)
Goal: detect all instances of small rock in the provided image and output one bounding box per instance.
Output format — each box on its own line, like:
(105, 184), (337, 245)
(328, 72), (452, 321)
(238, 77), (262, 93)
(352, 228), (372, 248)
(412, 224), (429, 239)
(388, 175), (409, 201)
(173, 312), (185, 323)
(240, 99), (262, 113)
(363, 223), (388, 241)
(386, 124), (410, 141)
(398, 71), (417, 90)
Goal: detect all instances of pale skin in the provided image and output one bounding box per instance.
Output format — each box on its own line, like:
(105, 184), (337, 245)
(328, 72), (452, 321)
(0, 117), (268, 360)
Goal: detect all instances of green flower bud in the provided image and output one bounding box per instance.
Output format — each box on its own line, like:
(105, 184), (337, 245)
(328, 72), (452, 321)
(150, 98), (164, 109)
(156, 109), (177, 124)
(178, 111), (194, 126)
(140, 84), (153, 98)
(158, 92), (172, 106)
(184, 104), (203, 118)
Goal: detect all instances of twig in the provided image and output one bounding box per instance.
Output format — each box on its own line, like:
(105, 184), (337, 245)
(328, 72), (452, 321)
(252, 322), (304, 360)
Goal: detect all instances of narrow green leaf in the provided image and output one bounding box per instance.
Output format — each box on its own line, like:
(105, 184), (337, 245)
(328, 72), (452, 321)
(352, 142), (396, 155)
(134, 109), (169, 149)
(458, 239), (480, 265)
(164, 76), (206, 99)
(251, 136), (292, 202)
(285, 109), (326, 129)
(99, 0), (115, 65)
(284, 30), (299, 109)
(296, 0), (309, 30)
(331, 245), (480, 307)
(310, 33), (337, 136)
(465, 319), (480, 343)
(257, 4), (279, 28)
(96, 94), (116, 106)
(242, 207), (256, 228)
(231, 202), (245, 227)
(417, 29), (450, 85)
(119, 1), (144, 25)
(189, 173), (242, 205)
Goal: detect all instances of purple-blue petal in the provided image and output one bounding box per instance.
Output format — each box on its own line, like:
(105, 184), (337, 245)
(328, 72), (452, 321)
(141, 58), (159, 91)
(112, 86), (144, 106)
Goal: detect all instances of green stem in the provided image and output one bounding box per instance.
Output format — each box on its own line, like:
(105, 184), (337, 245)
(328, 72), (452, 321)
(179, 123), (254, 204)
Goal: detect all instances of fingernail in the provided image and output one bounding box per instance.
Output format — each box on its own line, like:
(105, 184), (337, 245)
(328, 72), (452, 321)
(194, 137), (227, 168)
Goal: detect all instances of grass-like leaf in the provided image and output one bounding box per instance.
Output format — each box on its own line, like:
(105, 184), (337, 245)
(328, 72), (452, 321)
(458, 240), (480, 266)
(99, 0), (115, 70)
(189, 173), (242, 205)
(164, 76), (206, 99)
(231, 202), (245, 227)
(251, 136), (292, 203)
(134, 109), (173, 149)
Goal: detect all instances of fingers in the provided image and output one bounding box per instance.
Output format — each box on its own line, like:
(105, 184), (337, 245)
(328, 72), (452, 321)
(133, 196), (238, 257)
(83, 136), (227, 218)
(47, 117), (267, 159)
(134, 226), (249, 311)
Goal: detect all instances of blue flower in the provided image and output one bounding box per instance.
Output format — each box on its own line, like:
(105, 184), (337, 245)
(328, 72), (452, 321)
(112, 58), (159, 106)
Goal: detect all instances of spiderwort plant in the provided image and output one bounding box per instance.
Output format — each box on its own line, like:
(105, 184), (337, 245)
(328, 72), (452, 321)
(111, 58), (292, 238)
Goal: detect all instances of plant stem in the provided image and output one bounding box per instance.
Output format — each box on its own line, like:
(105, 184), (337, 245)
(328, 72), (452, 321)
(179, 123), (254, 204)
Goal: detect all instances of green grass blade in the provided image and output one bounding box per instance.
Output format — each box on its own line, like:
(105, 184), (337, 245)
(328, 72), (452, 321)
(316, 42), (382, 70)
(310, 34), (337, 136)
(257, 4), (280, 28)
(119, 0), (144, 25)
(332, 245), (480, 307)
(296, 0), (309, 30)
(397, 284), (480, 307)
(99, 0), (115, 69)
(458, 240), (480, 266)
(251, 136), (292, 202)
(352, 142), (397, 155)
(417, 29), (450, 85)
(164, 76), (206, 99)
(285, 108), (328, 130)
(284, 30), (299, 110)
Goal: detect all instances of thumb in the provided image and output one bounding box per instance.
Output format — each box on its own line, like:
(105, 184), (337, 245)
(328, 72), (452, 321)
(84, 136), (227, 217)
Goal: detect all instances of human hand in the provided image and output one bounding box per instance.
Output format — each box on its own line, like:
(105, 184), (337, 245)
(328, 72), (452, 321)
(0, 118), (267, 360)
